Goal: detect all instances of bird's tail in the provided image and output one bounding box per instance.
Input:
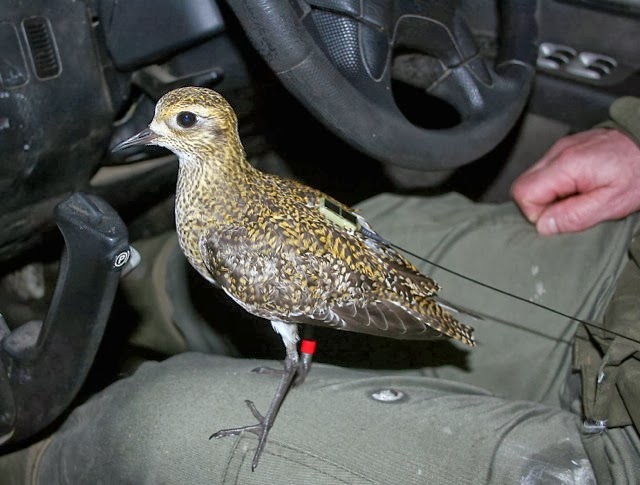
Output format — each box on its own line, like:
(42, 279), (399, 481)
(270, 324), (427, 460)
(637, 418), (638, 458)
(434, 296), (484, 321)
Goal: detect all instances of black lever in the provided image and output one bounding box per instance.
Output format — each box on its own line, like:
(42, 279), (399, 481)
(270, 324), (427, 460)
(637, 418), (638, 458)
(0, 193), (129, 446)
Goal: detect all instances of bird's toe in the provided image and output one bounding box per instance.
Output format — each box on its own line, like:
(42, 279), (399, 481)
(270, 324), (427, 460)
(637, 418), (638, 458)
(251, 365), (284, 376)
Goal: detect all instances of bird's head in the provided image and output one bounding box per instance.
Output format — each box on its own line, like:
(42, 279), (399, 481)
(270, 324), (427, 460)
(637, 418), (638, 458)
(114, 87), (241, 166)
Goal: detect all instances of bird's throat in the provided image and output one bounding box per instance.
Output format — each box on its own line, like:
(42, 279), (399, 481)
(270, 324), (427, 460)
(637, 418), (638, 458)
(176, 149), (256, 202)
(174, 152), (259, 279)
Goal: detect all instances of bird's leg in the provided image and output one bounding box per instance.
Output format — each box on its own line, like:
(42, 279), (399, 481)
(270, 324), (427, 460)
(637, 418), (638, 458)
(252, 341), (315, 385)
(210, 322), (299, 471)
(293, 337), (316, 386)
(253, 326), (316, 387)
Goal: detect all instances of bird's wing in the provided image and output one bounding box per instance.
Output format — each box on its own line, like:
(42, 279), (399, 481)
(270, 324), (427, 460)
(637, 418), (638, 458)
(197, 180), (474, 346)
(356, 213), (482, 322)
(198, 221), (474, 345)
(301, 298), (468, 342)
(331, 213), (475, 344)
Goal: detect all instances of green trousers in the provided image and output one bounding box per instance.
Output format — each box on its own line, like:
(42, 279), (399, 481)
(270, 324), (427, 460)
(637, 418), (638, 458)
(4, 193), (640, 484)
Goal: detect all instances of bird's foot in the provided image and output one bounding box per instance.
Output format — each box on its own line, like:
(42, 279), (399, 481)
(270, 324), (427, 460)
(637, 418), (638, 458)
(251, 365), (283, 376)
(252, 359), (311, 387)
(209, 400), (273, 471)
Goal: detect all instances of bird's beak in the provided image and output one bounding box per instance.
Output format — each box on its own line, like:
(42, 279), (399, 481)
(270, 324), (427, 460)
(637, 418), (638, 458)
(112, 127), (159, 152)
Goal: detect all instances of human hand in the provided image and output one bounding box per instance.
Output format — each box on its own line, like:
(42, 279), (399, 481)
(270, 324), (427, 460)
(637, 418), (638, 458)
(511, 128), (640, 235)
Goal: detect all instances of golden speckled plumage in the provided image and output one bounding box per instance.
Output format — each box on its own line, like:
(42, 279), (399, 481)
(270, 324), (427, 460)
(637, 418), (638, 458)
(113, 86), (476, 471)
(147, 87), (474, 346)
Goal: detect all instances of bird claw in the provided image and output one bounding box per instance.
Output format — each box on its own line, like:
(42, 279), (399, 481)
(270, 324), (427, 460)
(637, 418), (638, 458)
(252, 366), (283, 376)
(252, 360), (310, 387)
(209, 399), (272, 471)
(245, 399), (264, 421)
(214, 351), (306, 470)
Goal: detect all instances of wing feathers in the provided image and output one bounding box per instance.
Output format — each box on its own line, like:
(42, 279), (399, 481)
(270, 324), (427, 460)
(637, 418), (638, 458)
(197, 186), (475, 347)
(324, 298), (473, 344)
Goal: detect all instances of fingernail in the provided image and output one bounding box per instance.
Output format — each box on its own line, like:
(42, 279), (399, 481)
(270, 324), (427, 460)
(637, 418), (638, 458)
(538, 217), (558, 235)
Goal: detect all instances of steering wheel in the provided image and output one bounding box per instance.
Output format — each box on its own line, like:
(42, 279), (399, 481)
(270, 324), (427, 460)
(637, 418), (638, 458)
(227, 0), (537, 170)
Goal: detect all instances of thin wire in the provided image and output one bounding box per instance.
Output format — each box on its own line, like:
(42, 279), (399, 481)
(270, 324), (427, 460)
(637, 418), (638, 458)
(360, 227), (640, 346)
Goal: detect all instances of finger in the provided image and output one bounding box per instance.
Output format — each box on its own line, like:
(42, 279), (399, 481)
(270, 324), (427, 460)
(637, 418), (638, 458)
(511, 162), (579, 223)
(535, 187), (616, 235)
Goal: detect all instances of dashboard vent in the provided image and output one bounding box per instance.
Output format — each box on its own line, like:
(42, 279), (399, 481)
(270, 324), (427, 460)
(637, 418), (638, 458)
(22, 16), (61, 80)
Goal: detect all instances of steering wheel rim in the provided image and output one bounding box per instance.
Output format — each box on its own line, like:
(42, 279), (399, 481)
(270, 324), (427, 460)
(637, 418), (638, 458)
(228, 0), (537, 171)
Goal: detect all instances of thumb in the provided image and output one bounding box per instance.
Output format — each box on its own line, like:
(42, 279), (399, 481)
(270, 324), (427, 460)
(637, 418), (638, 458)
(536, 189), (611, 235)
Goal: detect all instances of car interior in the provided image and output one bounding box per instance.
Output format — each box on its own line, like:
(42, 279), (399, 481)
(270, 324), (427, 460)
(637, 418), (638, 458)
(0, 0), (639, 463)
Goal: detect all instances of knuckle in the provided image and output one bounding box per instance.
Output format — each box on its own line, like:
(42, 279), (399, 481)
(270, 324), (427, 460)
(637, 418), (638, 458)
(557, 144), (585, 162)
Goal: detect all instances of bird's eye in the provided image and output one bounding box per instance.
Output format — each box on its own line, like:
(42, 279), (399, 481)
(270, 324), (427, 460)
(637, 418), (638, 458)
(176, 111), (197, 128)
